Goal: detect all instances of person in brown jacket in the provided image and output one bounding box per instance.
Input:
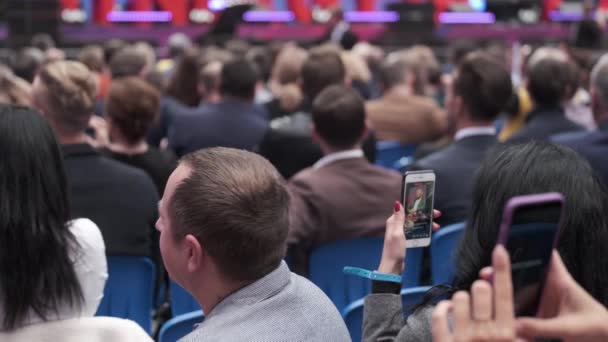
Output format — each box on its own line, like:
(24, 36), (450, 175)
(366, 59), (446, 145)
(288, 85), (402, 274)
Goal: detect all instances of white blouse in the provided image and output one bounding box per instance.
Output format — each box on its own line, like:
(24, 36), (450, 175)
(0, 218), (108, 330)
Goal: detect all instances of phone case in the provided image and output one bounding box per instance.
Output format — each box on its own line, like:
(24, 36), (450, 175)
(497, 192), (565, 248)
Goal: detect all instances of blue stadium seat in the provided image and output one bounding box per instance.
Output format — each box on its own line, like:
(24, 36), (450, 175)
(431, 222), (466, 285)
(158, 310), (205, 342)
(170, 280), (201, 316)
(342, 286), (431, 342)
(309, 237), (422, 312)
(375, 140), (418, 172)
(95, 256), (156, 334)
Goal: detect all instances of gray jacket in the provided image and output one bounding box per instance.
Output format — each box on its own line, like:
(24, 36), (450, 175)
(180, 262), (350, 342)
(363, 294), (434, 342)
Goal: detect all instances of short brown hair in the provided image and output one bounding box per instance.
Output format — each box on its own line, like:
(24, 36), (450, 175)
(105, 77), (160, 145)
(37, 61), (97, 135)
(454, 52), (512, 122)
(109, 46), (147, 79)
(313, 85), (365, 149)
(301, 50), (346, 100)
(170, 148), (289, 282)
(78, 45), (104, 73)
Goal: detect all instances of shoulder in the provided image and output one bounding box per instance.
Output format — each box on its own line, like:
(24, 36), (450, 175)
(69, 218), (105, 253)
(397, 306), (434, 342)
(73, 317), (153, 342)
(269, 112), (311, 136)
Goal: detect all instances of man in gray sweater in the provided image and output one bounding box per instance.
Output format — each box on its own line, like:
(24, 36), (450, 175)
(156, 147), (350, 342)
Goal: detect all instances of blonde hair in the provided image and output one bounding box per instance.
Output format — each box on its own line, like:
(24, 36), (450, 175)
(271, 45), (308, 85)
(36, 61), (97, 135)
(341, 51), (371, 83)
(0, 65), (32, 106)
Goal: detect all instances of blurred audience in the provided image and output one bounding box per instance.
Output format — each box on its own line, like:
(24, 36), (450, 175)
(0, 105), (106, 331)
(156, 148), (350, 341)
(366, 59), (446, 145)
(12, 47), (44, 83)
(410, 52), (513, 226)
(109, 46), (149, 80)
(100, 77), (176, 195)
(288, 85), (401, 274)
(364, 142), (608, 341)
(508, 48), (585, 143)
(266, 44), (308, 119)
(32, 61), (160, 260)
(0, 65), (32, 106)
(165, 48), (201, 107)
(554, 54), (608, 186)
(168, 59), (269, 157)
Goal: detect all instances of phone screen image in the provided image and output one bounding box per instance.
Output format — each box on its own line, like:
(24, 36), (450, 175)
(507, 202), (562, 316)
(403, 181), (434, 241)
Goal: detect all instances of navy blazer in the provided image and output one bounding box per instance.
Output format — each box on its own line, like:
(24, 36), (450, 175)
(410, 134), (498, 226)
(508, 106), (584, 144)
(168, 99), (269, 157)
(552, 123), (608, 187)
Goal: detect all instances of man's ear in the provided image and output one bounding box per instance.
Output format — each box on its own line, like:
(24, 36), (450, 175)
(185, 234), (204, 273)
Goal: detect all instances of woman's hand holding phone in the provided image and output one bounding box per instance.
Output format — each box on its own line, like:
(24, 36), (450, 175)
(377, 202), (441, 275)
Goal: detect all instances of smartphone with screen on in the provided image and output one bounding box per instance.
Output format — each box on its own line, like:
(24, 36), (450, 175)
(497, 192), (565, 316)
(401, 170), (435, 248)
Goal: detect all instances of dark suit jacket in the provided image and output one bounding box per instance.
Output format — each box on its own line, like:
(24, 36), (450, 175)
(508, 106), (585, 144)
(259, 104), (377, 179)
(552, 123), (608, 187)
(168, 99), (269, 157)
(410, 134), (498, 226)
(288, 157), (402, 274)
(62, 144), (159, 258)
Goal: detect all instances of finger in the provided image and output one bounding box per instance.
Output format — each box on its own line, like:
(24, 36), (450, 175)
(432, 300), (453, 342)
(433, 209), (442, 218)
(516, 318), (571, 340)
(452, 291), (470, 335)
(433, 222), (441, 232)
(478, 267), (493, 281)
(471, 280), (493, 321)
(493, 245), (514, 322)
(390, 200), (406, 231)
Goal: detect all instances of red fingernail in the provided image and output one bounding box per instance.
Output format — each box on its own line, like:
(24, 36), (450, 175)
(394, 201), (400, 212)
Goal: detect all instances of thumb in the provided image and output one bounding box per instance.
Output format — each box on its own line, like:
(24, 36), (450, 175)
(516, 318), (571, 340)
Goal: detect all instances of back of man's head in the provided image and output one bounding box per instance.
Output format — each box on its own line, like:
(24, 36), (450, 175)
(454, 52), (513, 122)
(168, 32), (192, 59)
(313, 85), (365, 149)
(526, 48), (571, 108)
(219, 59), (258, 100)
(169, 148), (289, 282)
(378, 59), (408, 91)
(33, 61), (97, 137)
(301, 51), (346, 100)
(109, 47), (147, 79)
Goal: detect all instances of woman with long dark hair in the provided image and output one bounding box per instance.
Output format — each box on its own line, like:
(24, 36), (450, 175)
(0, 105), (107, 331)
(363, 142), (608, 341)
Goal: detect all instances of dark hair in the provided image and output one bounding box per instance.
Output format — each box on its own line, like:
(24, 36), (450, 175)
(31, 33), (55, 51)
(246, 46), (273, 83)
(106, 77), (160, 145)
(103, 39), (127, 65)
(378, 60), (408, 90)
(0, 105), (83, 330)
(109, 47), (147, 79)
(312, 85), (365, 149)
(169, 148), (289, 282)
(454, 52), (513, 122)
(165, 48), (202, 107)
(527, 57), (571, 107)
(12, 47), (43, 83)
(220, 59), (259, 100)
(450, 142), (608, 306)
(450, 40), (478, 67)
(301, 51), (346, 100)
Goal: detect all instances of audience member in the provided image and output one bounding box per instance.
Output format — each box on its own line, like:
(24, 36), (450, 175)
(260, 50), (376, 179)
(168, 59), (269, 157)
(77, 45), (110, 101)
(100, 77), (176, 195)
(508, 48), (585, 143)
(410, 52), (513, 226)
(165, 48), (202, 107)
(0, 65), (32, 106)
(0, 105), (106, 331)
(341, 51), (373, 99)
(288, 85), (401, 274)
(366, 59), (446, 144)
(246, 46), (274, 104)
(364, 142), (608, 341)
(109, 46), (149, 79)
(266, 44), (308, 119)
(32, 61), (160, 259)
(156, 147), (350, 341)
(12, 47), (44, 83)
(433, 246), (608, 342)
(554, 54), (608, 186)
(198, 61), (222, 104)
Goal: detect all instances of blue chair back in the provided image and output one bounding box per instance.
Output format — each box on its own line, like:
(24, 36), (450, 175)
(375, 141), (418, 171)
(170, 280), (201, 316)
(431, 222), (466, 285)
(309, 237), (422, 312)
(95, 256), (155, 333)
(158, 310), (205, 342)
(342, 286), (431, 342)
